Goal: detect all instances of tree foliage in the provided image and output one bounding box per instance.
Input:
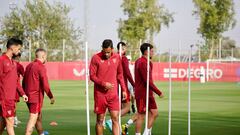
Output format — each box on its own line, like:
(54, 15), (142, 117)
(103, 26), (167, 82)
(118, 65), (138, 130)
(118, 0), (173, 60)
(0, 0), (82, 61)
(193, 0), (236, 59)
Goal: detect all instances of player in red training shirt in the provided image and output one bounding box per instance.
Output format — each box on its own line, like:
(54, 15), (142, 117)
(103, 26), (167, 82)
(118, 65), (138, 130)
(23, 48), (55, 135)
(0, 38), (28, 135)
(135, 43), (164, 135)
(12, 53), (25, 127)
(117, 42), (137, 135)
(90, 39), (127, 135)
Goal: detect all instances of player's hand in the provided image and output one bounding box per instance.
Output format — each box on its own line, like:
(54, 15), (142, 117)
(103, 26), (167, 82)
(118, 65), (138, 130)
(22, 95), (28, 102)
(159, 93), (164, 98)
(105, 82), (114, 90)
(122, 91), (127, 101)
(50, 98), (55, 104)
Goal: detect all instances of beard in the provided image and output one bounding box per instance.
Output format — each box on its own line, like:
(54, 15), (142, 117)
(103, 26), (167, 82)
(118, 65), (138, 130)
(42, 60), (46, 64)
(12, 53), (19, 58)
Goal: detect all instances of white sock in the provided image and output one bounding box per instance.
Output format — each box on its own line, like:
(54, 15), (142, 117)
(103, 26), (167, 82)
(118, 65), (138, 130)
(40, 133), (44, 135)
(143, 128), (152, 135)
(127, 119), (134, 125)
(149, 127), (152, 132)
(103, 117), (106, 127)
(143, 128), (147, 135)
(149, 128), (152, 135)
(14, 117), (18, 125)
(135, 133), (141, 135)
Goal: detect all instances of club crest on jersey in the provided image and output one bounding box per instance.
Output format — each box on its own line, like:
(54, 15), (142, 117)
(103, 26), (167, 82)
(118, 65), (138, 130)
(112, 59), (116, 63)
(7, 110), (12, 115)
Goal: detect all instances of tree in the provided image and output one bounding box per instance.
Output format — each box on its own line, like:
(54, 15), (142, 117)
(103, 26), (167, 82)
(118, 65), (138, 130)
(193, 0), (236, 59)
(220, 37), (237, 58)
(118, 0), (173, 60)
(0, 0), (82, 61)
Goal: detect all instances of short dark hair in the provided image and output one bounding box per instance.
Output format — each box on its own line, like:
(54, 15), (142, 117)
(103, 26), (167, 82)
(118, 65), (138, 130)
(117, 42), (126, 50)
(140, 43), (153, 55)
(6, 38), (23, 48)
(102, 39), (113, 49)
(35, 48), (46, 54)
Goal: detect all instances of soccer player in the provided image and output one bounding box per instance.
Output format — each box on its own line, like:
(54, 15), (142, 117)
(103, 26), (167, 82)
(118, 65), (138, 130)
(23, 48), (55, 135)
(126, 55), (136, 113)
(89, 39), (127, 135)
(117, 42), (135, 116)
(0, 38), (28, 135)
(105, 42), (136, 134)
(118, 42), (138, 135)
(12, 53), (25, 127)
(135, 43), (163, 135)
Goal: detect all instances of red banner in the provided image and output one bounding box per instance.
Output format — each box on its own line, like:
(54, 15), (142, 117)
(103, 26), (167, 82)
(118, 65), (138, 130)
(21, 62), (240, 82)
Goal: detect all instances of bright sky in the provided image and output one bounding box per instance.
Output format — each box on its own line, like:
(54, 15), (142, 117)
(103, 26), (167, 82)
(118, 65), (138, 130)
(0, 0), (239, 53)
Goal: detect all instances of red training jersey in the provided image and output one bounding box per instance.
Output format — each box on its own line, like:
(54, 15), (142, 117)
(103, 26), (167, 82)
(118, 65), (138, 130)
(134, 56), (162, 99)
(15, 62), (25, 102)
(90, 52), (127, 95)
(0, 54), (25, 101)
(23, 59), (53, 103)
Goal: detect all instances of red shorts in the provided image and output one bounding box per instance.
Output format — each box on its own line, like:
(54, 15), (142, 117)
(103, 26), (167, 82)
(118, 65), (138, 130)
(0, 100), (16, 118)
(94, 93), (119, 114)
(121, 90), (130, 103)
(27, 102), (42, 114)
(136, 97), (157, 114)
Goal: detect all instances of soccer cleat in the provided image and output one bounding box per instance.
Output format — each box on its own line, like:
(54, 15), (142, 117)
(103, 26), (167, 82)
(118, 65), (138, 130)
(105, 120), (113, 132)
(122, 124), (129, 135)
(131, 104), (136, 113)
(43, 130), (49, 135)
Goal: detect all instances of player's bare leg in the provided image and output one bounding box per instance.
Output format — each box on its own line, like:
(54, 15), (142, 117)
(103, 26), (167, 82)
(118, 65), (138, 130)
(5, 117), (15, 135)
(147, 109), (158, 129)
(25, 113), (38, 135)
(142, 109), (158, 134)
(109, 111), (119, 135)
(131, 95), (136, 113)
(121, 102), (130, 116)
(0, 117), (6, 135)
(96, 113), (105, 135)
(35, 113), (44, 135)
(135, 113), (145, 134)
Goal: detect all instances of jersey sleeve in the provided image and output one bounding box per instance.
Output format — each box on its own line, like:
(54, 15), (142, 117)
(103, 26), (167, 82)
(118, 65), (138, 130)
(89, 55), (106, 87)
(117, 57), (127, 92)
(139, 61), (162, 96)
(122, 57), (135, 87)
(39, 67), (54, 99)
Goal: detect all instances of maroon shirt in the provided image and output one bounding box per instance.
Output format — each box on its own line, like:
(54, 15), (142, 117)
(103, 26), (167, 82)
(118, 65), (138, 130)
(16, 62), (24, 77)
(15, 62), (25, 102)
(121, 55), (135, 88)
(0, 54), (25, 101)
(90, 52), (127, 95)
(134, 56), (162, 99)
(23, 59), (53, 103)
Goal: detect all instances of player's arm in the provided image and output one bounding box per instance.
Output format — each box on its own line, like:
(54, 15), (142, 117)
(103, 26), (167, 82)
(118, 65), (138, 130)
(39, 67), (54, 104)
(16, 79), (28, 102)
(139, 62), (162, 96)
(89, 56), (106, 87)
(122, 57), (135, 87)
(117, 57), (127, 93)
(18, 64), (25, 77)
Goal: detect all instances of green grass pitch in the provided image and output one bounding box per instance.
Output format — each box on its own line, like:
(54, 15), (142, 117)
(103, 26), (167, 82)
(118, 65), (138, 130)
(7, 81), (240, 135)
